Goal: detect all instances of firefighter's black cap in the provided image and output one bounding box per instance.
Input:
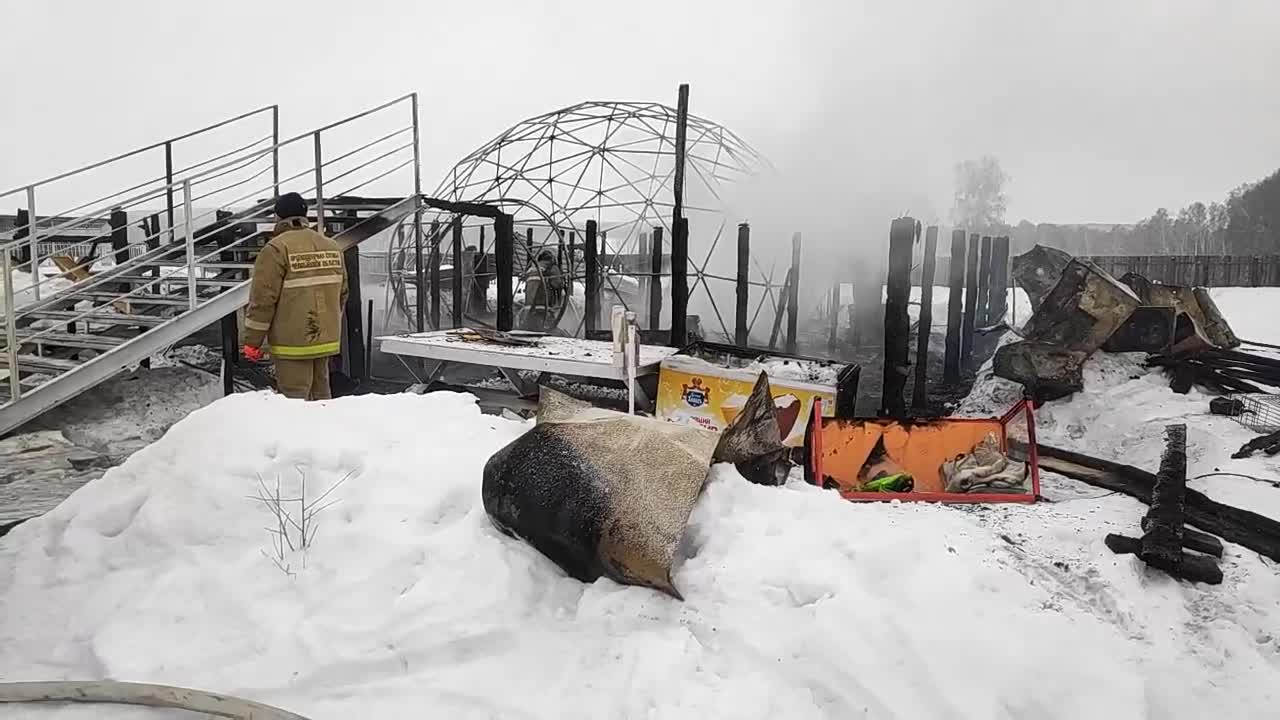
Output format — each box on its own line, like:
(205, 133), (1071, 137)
(274, 192), (307, 220)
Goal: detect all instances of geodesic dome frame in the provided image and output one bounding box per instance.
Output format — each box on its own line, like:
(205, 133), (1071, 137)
(387, 100), (774, 338)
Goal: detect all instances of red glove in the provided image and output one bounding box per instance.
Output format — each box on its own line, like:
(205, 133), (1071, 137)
(242, 344), (265, 362)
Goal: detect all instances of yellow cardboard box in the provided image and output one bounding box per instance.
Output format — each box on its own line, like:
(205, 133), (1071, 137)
(656, 357), (837, 447)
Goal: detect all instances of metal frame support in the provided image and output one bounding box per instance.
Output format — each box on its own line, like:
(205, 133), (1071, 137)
(735, 222), (749, 346)
(313, 132), (325, 232)
(165, 142), (175, 244)
(411, 92), (425, 333)
(183, 179), (196, 310)
(428, 220), (441, 330)
(270, 105), (281, 199)
(584, 220), (599, 334)
(649, 226), (663, 331)
(451, 217), (463, 328)
(786, 231), (801, 354)
(3, 250), (20, 400)
(25, 186), (39, 301)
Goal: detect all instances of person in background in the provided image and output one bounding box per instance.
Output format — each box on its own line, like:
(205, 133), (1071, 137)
(521, 249), (564, 331)
(242, 192), (348, 400)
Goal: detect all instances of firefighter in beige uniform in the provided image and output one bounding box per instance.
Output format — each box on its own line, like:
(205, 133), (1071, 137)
(242, 192), (348, 400)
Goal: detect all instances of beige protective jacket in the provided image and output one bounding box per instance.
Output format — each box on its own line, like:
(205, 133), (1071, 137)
(244, 218), (348, 358)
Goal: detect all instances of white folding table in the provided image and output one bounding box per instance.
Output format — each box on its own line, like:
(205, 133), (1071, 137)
(378, 329), (676, 405)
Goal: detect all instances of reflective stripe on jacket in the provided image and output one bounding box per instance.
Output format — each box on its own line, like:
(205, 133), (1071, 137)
(244, 218), (348, 359)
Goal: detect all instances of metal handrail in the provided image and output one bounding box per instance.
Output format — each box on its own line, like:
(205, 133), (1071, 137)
(9, 161), (411, 346)
(2, 96), (413, 255)
(0, 105), (277, 199)
(7, 130), (416, 326)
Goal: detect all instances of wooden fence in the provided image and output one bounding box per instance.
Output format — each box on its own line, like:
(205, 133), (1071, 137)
(914, 254), (1280, 288)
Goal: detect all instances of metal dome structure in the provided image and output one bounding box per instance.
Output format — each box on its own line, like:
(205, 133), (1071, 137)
(385, 100), (770, 337)
(433, 100), (762, 240)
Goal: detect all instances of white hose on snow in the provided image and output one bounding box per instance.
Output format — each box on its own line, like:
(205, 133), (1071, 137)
(0, 680), (311, 719)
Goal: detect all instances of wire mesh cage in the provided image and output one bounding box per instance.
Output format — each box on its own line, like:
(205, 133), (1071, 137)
(1225, 393), (1280, 433)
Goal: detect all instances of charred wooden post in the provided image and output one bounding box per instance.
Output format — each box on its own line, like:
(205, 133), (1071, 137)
(450, 217), (463, 328)
(428, 219), (441, 330)
(638, 232), (651, 326)
(1142, 424), (1188, 570)
(1103, 424), (1223, 584)
(414, 216), (426, 333)
(828, 281), (840, 349)
(343, 246), (366, 381)
(669, 82), (690, 348)
(787, 232), (801, 354)
(881, 217), (915, 416)
(944, 229), (966, 382)
(1036, 442), (1270, 569)
(735, 222), (750, 346)
(990, 235), (1010, 324)
(567, 230), (576, 295)
(768, 270), (791, 350)
(585, 219), (600, 334)
(961, 233), (980, 369)
(670, 217), (689, 347)
(110, 208), (129, 295)
(649, 226), (663, 330)
(912, 225), (939, 409)
(220, 312), (238, 396)
(495, 214), (515, 332)
(977, 236), (993, 326)
(146, 213), (161, 284)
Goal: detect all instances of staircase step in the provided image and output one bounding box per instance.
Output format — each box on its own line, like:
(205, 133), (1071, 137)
(0, 354), (82, 374)
(111, 274), (248, 288)
(17, 309), (166, 327)
(148, 261), (255, 270)
(18, 332), (128, 351)
(75, 292), (198, 307)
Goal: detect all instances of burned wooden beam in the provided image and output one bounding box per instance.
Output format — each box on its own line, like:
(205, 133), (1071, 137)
(1140, 424), (1188, 571)
(943, 230), (965, 382)
(912, 226), (938, 410)
(1035, 442), (1280, 563)
(881, 217), (915, 416)
(961, 233), (980, 369)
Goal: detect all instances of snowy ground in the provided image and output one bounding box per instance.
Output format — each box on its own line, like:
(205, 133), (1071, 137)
(2, 289), (1279, 718)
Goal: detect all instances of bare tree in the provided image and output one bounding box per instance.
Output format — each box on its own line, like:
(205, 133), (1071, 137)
(951, 155), (1010, 232)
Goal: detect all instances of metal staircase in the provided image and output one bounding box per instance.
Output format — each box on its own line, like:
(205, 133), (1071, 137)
(1, 95), (423, 436)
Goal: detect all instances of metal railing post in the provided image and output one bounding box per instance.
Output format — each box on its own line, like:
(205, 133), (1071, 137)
(3, 251), (20, 400)
(183, 179), (196, 310)
(25, 186), (39, 301)
(271, 105), (280, 199)
(411, 92), (424, 332)
(165, 141), (176, 243)
(313, 132), (324, 231)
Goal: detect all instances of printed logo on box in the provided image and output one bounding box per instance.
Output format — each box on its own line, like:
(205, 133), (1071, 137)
(681, 378), (710, 408)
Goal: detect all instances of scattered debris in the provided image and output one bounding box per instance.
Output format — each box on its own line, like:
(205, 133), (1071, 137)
(1231, 428), (1280, 459)
(997, 246), (1247, 403)
(992, 341), (1088, 403)
(1103, 425), (1223, 584)
(940, 433), (1029, 494)
(1010, 244), (1073, 313)
(1209, 397), (1245, 417)
(1034, 441), (1280, 563)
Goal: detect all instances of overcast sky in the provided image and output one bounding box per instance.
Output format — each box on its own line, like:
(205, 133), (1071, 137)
(2, 0), (1277, 225)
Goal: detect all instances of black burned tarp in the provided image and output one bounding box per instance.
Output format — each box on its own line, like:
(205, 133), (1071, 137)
(482, 373), (788, 599)
(995, 258), (1140, 403)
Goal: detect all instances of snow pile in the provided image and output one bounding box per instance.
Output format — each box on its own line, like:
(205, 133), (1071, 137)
(5, 389), (1244, 719)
